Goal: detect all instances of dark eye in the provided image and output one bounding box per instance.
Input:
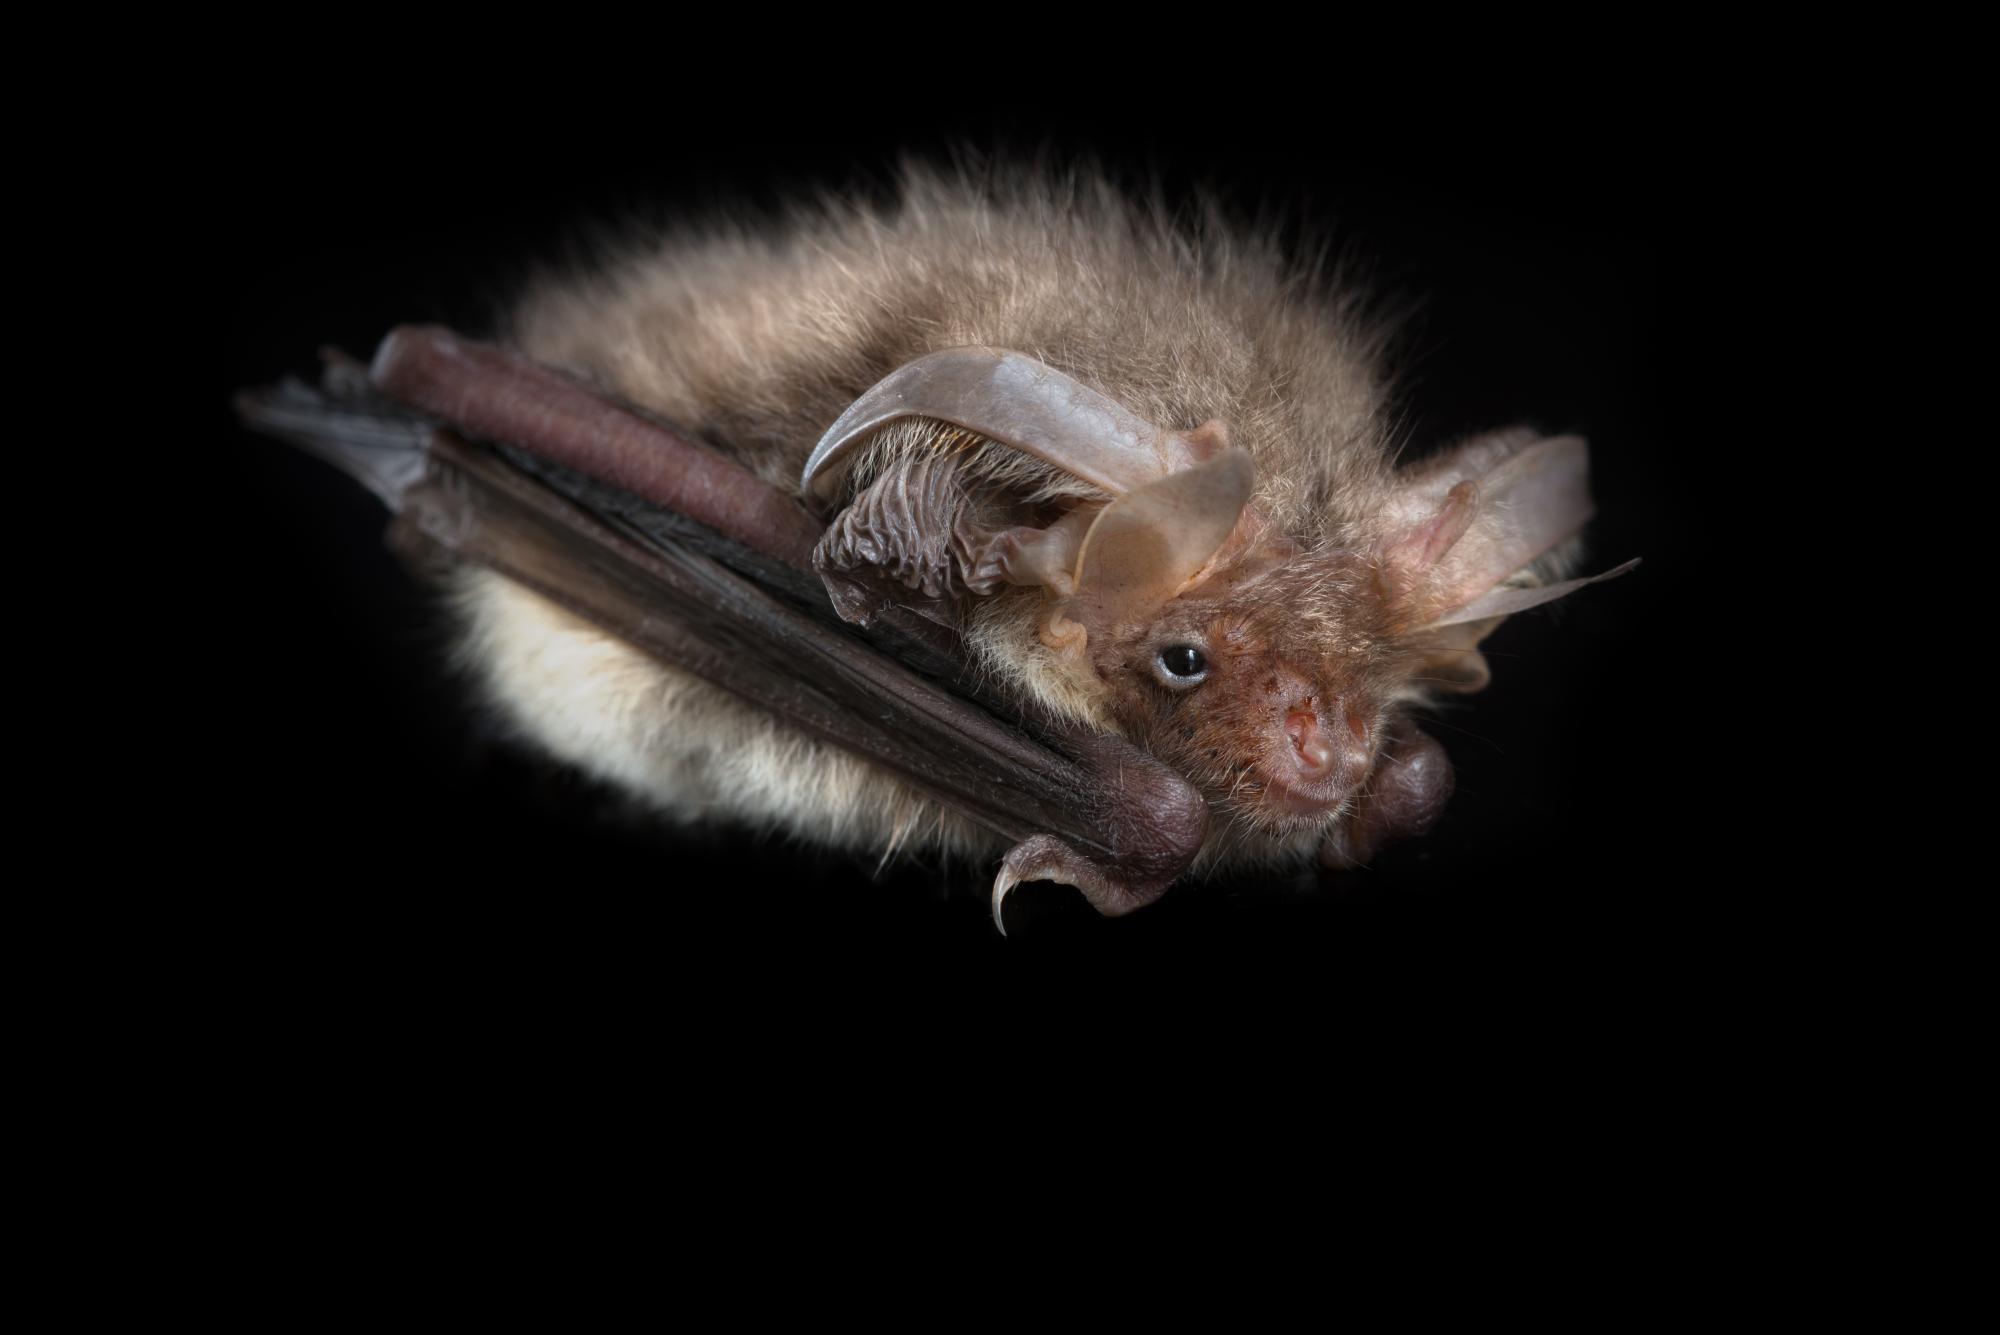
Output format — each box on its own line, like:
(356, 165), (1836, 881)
(1158, 645), (1208, 680)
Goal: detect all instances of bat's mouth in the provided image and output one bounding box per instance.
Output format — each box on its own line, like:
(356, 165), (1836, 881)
(1258, 773), (1351, 821)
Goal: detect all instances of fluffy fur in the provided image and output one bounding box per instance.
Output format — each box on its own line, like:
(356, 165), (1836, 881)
(460, 167), (1472, 875)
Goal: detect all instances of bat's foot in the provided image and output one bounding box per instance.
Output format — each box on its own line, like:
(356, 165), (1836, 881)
(991, 835), (1175, 935)
(1316, 719), (1454, 874)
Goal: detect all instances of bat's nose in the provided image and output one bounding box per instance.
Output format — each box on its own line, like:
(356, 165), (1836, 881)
(1286, 705), (1337, 776)
(1285, 701), (1369, 779)
(1254, 673), (1375, 820)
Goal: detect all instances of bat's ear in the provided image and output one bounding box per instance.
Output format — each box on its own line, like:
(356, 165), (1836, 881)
(1383, 431), (1590, 617)
(1041, 450), (1256, 653)
(803, 347), (1222, 504)
(806, 348), (1243, 628)
(1379, 429), (1636, 688)
(1408, 617), (1500, 694)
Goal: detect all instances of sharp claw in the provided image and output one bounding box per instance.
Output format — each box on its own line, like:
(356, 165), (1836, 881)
(991, 863), (1021, 937)
(989, 833), (1176, 931)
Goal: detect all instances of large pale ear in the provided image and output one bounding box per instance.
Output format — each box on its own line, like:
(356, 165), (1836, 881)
(802, 346), (1214, 504)
(1383, 431), (1632, 628)
(1043, 450), (1255, 650)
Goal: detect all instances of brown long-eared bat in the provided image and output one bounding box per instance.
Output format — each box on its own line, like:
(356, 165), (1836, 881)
(237, 168), (1634, 931)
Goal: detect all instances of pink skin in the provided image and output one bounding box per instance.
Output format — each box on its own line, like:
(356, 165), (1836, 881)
(1231, 666), (1455, 872)
(1248, 670), (1375, 822)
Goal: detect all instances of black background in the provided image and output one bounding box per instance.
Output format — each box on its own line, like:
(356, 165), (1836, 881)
(216, 80), (1706, 1051)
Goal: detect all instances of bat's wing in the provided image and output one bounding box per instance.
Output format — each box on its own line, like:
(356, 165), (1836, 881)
(232, 352), (430, 507)
(236, 328), (1207, 927)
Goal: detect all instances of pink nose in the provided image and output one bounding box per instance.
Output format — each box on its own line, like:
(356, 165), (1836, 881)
(1285, 706), (1338, 778)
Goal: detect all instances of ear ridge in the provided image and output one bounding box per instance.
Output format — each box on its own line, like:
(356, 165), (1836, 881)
(1382, 480), (1479, 586)
(961, 508), (1095, 596)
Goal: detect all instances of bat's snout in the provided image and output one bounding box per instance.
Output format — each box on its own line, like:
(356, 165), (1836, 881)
(1256, 683), (1372, 820)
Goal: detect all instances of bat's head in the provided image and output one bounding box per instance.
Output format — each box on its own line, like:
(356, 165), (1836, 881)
(1072, 527), (1407, 838)
(1032, 432), (1602, 840)
(808, 349), (1619, 842)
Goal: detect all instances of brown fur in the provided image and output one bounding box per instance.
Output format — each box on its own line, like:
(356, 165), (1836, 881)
(468, 165), (1549, 877)
(505, 168), (1400, 537)
(1088, 548), (1415, 827)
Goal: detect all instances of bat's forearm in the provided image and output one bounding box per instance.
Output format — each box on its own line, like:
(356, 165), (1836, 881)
(371, 325), (825, 569)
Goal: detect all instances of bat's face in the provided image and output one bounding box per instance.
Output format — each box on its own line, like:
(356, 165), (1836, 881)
(798, 331), (1618, 902)
(1088, 548), (1414, 838)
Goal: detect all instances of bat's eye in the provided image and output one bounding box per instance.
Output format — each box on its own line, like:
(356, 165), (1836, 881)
(1156, 645), (1209, 687)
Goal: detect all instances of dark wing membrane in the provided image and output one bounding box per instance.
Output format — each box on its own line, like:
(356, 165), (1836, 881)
(235, 330), (1208, 891)
(231, 355), (431, 508)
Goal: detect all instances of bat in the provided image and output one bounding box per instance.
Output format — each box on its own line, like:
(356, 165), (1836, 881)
(236, 168), (1634, 932)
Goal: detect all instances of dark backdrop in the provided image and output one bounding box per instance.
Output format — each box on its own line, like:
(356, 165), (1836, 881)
(217, 89), (1698, 1047)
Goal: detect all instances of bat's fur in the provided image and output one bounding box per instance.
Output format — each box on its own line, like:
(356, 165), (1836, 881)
(458, 167), (1547, 874)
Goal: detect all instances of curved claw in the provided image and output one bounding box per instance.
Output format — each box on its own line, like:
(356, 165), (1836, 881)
(989, 833), (1176, 934)
(991, 861), (1025, 937)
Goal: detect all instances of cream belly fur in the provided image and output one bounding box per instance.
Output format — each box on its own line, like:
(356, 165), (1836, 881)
(455, 567), (1001, 862)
